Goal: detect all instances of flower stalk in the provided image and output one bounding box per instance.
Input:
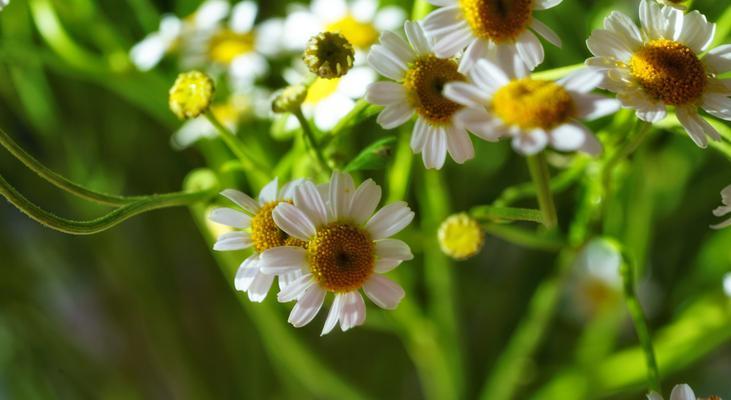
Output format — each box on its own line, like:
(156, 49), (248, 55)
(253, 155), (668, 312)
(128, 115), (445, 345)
(293, 107), (333, 174)
(526, 153), (558, 229)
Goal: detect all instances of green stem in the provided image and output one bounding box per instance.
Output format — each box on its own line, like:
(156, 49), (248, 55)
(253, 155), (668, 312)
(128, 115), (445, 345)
(412, 0), (433, 19)
(620, 255), (661, 393)
(470, 205), (544, 224)
(494, 157), (589, 207)
(0, 173), (215, 235)
(531, 63), (584, 81)
(205, 111), (266, 170)
(481, 223), (565, 252)
(293, 108), (332, 174)
(602, 121), (652, 192)
(0, 128), (140, 206)
(526, 153), (558, 229)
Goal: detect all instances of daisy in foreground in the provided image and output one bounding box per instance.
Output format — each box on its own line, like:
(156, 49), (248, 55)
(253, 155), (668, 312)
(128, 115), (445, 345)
(586, 0), (731, 148)
(259, 172), (414, 335)
(366, 21), (476, 169)
(647, 383), (721, 400)
(422, 0), (563, 72)
(208, 178), (304, 302)
(444, 50), (619, 155)
(711, 184), (731, 229)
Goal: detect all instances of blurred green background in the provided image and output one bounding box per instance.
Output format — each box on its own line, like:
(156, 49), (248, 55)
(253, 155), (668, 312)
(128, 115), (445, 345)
(1, 0), (731, 399)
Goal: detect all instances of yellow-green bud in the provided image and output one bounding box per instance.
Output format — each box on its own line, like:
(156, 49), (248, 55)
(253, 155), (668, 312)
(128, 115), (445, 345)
(303, 32), (355, 79)
(438, 213), (485, 260)
(272, 84), (308, 114)
(169, 71), (215, 120)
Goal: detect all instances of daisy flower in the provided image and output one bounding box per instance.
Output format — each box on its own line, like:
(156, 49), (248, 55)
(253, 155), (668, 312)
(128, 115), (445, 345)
(566, 238), (623, 319)
(258, 172), (415, 335)
(444, 49), (619, 155)
(366, 21), (476, 169)
(711, 184), (731, 229)
(647, 383), (720, 400)
(208, 178), (305, 302)
(421, 0), (563, 72)
(586, 0), (731, 148)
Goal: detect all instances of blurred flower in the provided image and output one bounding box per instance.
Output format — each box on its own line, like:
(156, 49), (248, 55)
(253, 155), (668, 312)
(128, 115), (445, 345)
(723, 272), (731, 297)
(169, 70), (215, 120)
(421, 0), (563, 72)
(367, 21), (473, 169)
(172, 95), (253, 149)
(656, 0), (687, 10)
(566, 238), (623, 319)
(209, 178), (305, 302)
(0, 0), (8, 11)
(438, 213), (484, 260)
(648, 383), (721, 400)
(711, 185), (731, 229)
(283, 0), (405, 60)
(259, 172), (414, 335)
(272, 85), (308, 114)
(444, 52), (617, 155)
(304, 32), (355, 79)
(586, 0), (731, 148)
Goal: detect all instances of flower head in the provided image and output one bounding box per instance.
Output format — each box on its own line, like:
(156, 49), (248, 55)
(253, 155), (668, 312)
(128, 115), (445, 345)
(304, 32), (355, 79)
(366, 21), (478, 169)
(421, 0), (563, 72)
(272, 84), (309, 114)
(438, 213), (484, 260)
(586, 0), (731, 148)
(258, 171), (415, 335)
(648, 383), (720, 400)
(208, 178), (305, 302)
(444, 50), (619, 155)
(711, 184), (731, 229)
(169, 71), (215, 120)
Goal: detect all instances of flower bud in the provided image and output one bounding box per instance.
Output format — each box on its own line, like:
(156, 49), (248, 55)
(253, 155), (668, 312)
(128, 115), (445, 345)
(169, 71), (215, 120)
(272, 84), (308, 114)
(303, 32), (354, 79)
(438, 213), (484, 260)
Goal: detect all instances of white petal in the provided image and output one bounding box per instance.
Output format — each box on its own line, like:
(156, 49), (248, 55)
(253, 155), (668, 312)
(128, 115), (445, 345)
(293, 181), (329, 227)
(278, 273), (315, 302)
(676, 106), (720, 148)
(373, 6), (406, 32)
(704, 44), (731, 74)
(273, 203), (317, 241)
(364, 275), (405, 309)
(586, 29), (633, 60)
(677, 10), (715, 53)
(375, 239), (413, 273)
(404, 20), (431, 55)
(701, 93), (731, 121)
(338, 292), (366, 331)
(259, 178), (279, 204)
(367, 46), (408, 81)
(311, 0), (346, 22)
(213, 231), (253, 251)
(428, 0), (457, 5)
(443, 82), (489, 107)
(454, 108), (505, 142)
(366, 201), (415, 239)
(221, 189), (260, 214)
(534, 0), (562, 10)
(603, 11), (642, 50)
(474, 59), (510, 87)
(669, 384), (695, 400)
(247, 272), (275, 302)
(635, 104), (667, 123)
(379, 31), (415, 64)
(646, 392), (664, 400)
(329, 171), (355, 221)
(130, 35), (168, 71)
(351, 0), (377, 21)
(446, 126), (475, 164)
(377, 103), (414, 129)
(209, 208), (252, 228)
(322, 294), (343, 335)
(458, 39), (488, 73)
(349, 179), (382, 226)
(411, 118), (430, 152)
(711, 217), (731, 230)
(558, 68), (604, 93)
(230, 1), (258, 33)
(234, 256), (259, 292)
(259, 246), (308, 275)
(514, 30), (544, 71)
(512, 130), (549, 155)
(531, 19), (561, 48)
(279, 179), (304, 201)
(366, 82), (407, 106)
(433, 26), (474, 59)
(422, 126), (448, 170)
(423, 5), (462, 34)
(195, 0), (230, 29)
(551, 122), (590, 152)
(572, 92), (621, 120)
(288, 286), (326, 328)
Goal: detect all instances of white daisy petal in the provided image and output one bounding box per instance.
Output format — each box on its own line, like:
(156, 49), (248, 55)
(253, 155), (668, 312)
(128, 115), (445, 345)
(514, 30), (544, 71)
(531, 18), (561, 48)
(444, 82), (489, 107)
(433, 26), (474, 59)
(277, 273), (315, 302)
(230, 1), (258, 33)
(422, 126), (448, 170)
(293, 181), (329, 226)
(704, 44), (731, 74)
(374, 6), (407, 32)
(195, 0), (230, 30)
(454, 108), (505, 142)
(669, 384), (695, 400)
(234, 255), (259, 292)
(458, 39), (488, 73)
(446, 126), (475, 164)
(288, 285), (326, 328)
(603, 11), (642, 50)
(209, 208), (252, 228)
(221, 189), (260, 214)
(512, 130), (549, 156)
(213, 231), (253, 251)
(351, 0), (377, 22)
(646, 392), (663, 400)
(338, 292), (366, 331)
(259, 178), (279, 204)
(259, 246), (308, 275)
(534, 0), (562, 10)
(586, 29), (634, 60)
(349, 179), (382, 226)
(422, 5), (462, 33)
(364, 275), (405, 309)
(677, 106), (720, 148)
(311, 0), (346, 23)
(247, 272), (275, 302)
(411, 118), (430, 152)
(677, 10), (715, 53)
(379, 31), (415, 64)
(367, 45), (408, 81)
(366, 82), (408, 106)
(377, 103), (414, 129)
(474, 59), (510, 87)
(702, 93), (731, 121)
(428, 0), (457, 5)
(273, 202), (317, 241)
(329, 171), (355, 220)
(558, 69), (604, 93)
(279, 179), (304, 200)
(551, 122), (593, 153)
(366, 201), (415, 239)
(572, 92), (621, 120)
(634, 103), (667, 123)
(404, 20), (432, 55)
(130, 35), (168, 71)
(322, 293), (344, 335)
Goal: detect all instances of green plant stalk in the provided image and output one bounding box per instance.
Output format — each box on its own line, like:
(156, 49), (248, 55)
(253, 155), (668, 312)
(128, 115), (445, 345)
(205, 111), (270, 179)
(620, 258), (661, 393)
(602, 121), (652, 192)
(531, 63), (584, 80)
(293, 108), (333, 175)
(387, 131), (413, 203)
(470, 205), (544, 224)
(526, 153), (558, 229)
(0, 173), (215, 235)
(494, 157), (589, 207)
(481, 223), (566, 252)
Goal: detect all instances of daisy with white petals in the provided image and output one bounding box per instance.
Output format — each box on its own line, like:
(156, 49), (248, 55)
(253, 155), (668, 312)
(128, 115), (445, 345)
(209, 178), (304, 302)
(444, 49), (619, 155)
(366, 21), (476, 169)
(647, 383), (721, 400)
(422, 0), (563, 72)
(711, 184), (731, 229)
(259, 172), (414, 335)
(586, 0), (731, 148)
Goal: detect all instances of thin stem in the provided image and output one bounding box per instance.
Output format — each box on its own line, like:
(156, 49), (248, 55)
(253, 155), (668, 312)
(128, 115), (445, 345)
(0, 128), (139, 206)
(494, 157), (589, 207)
(471, 205), (544, 224)
(481, 223), (565, 252)
(526, 153), (558, 229)
(620, 256), (661, 393)
(0, 173), (215, 235)
(205, 111), (268, 173)
(293, 108), (332, 174)
(602, 120), (652, 192)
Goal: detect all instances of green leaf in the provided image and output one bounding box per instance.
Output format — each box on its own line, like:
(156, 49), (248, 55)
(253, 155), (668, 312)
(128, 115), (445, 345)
(344, 137), (397, 172)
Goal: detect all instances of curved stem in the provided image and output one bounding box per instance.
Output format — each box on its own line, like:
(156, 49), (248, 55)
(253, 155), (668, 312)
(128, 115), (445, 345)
(481, 223), (565, 252)
(471, 205), (544, 224)
(0, 128), (139, 206)
(0, 173), (215, 235)
(526, 153), (558, 229)
(205, 111), (268, 172)
(293, 108), (332, 174)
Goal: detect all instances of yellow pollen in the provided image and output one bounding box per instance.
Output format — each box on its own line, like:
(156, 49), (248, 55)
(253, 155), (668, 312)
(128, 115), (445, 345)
(326, 15), (379, 49)
(438, 213), (485, 260)
(208, 29), (255, 65)
(629, 39), (706, 106)
(307, 223), (375, 293)
(305, 78), (341, 104)
(251, 201), (305, 253)
(459, 0), (533, 43)
(492, 78), (575, 130)
(404, 55), (465, 125)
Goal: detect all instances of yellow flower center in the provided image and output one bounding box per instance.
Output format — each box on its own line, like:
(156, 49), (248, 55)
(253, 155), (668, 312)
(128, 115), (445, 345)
(459, 0), (533, 43)
(169, 70), (215, 120)
(492, 78), (574, 130)
(326, 15), (379, 49)
(208, 29), (256, 65)
(404, 55), (465, 125)
(251, 201), (305, 253)
(307, 223), (375, 293)
(305, 78), (341, 104)
(629, 39), (707, 106)
(438, 213), (485, 260)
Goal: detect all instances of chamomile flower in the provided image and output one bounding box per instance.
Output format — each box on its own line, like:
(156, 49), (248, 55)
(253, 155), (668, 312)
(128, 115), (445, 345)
(647, 384), (721, 400)
(208, 178), (305, 302)
(444, 49), (619, 155)
(586, 0), (731, 148)
(421, 0), (563, 72)
(567, 238), (623, 319)
(366, 21), (476, 169)
(259, 172), (415, 335)
(711, 184), (731, 229)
